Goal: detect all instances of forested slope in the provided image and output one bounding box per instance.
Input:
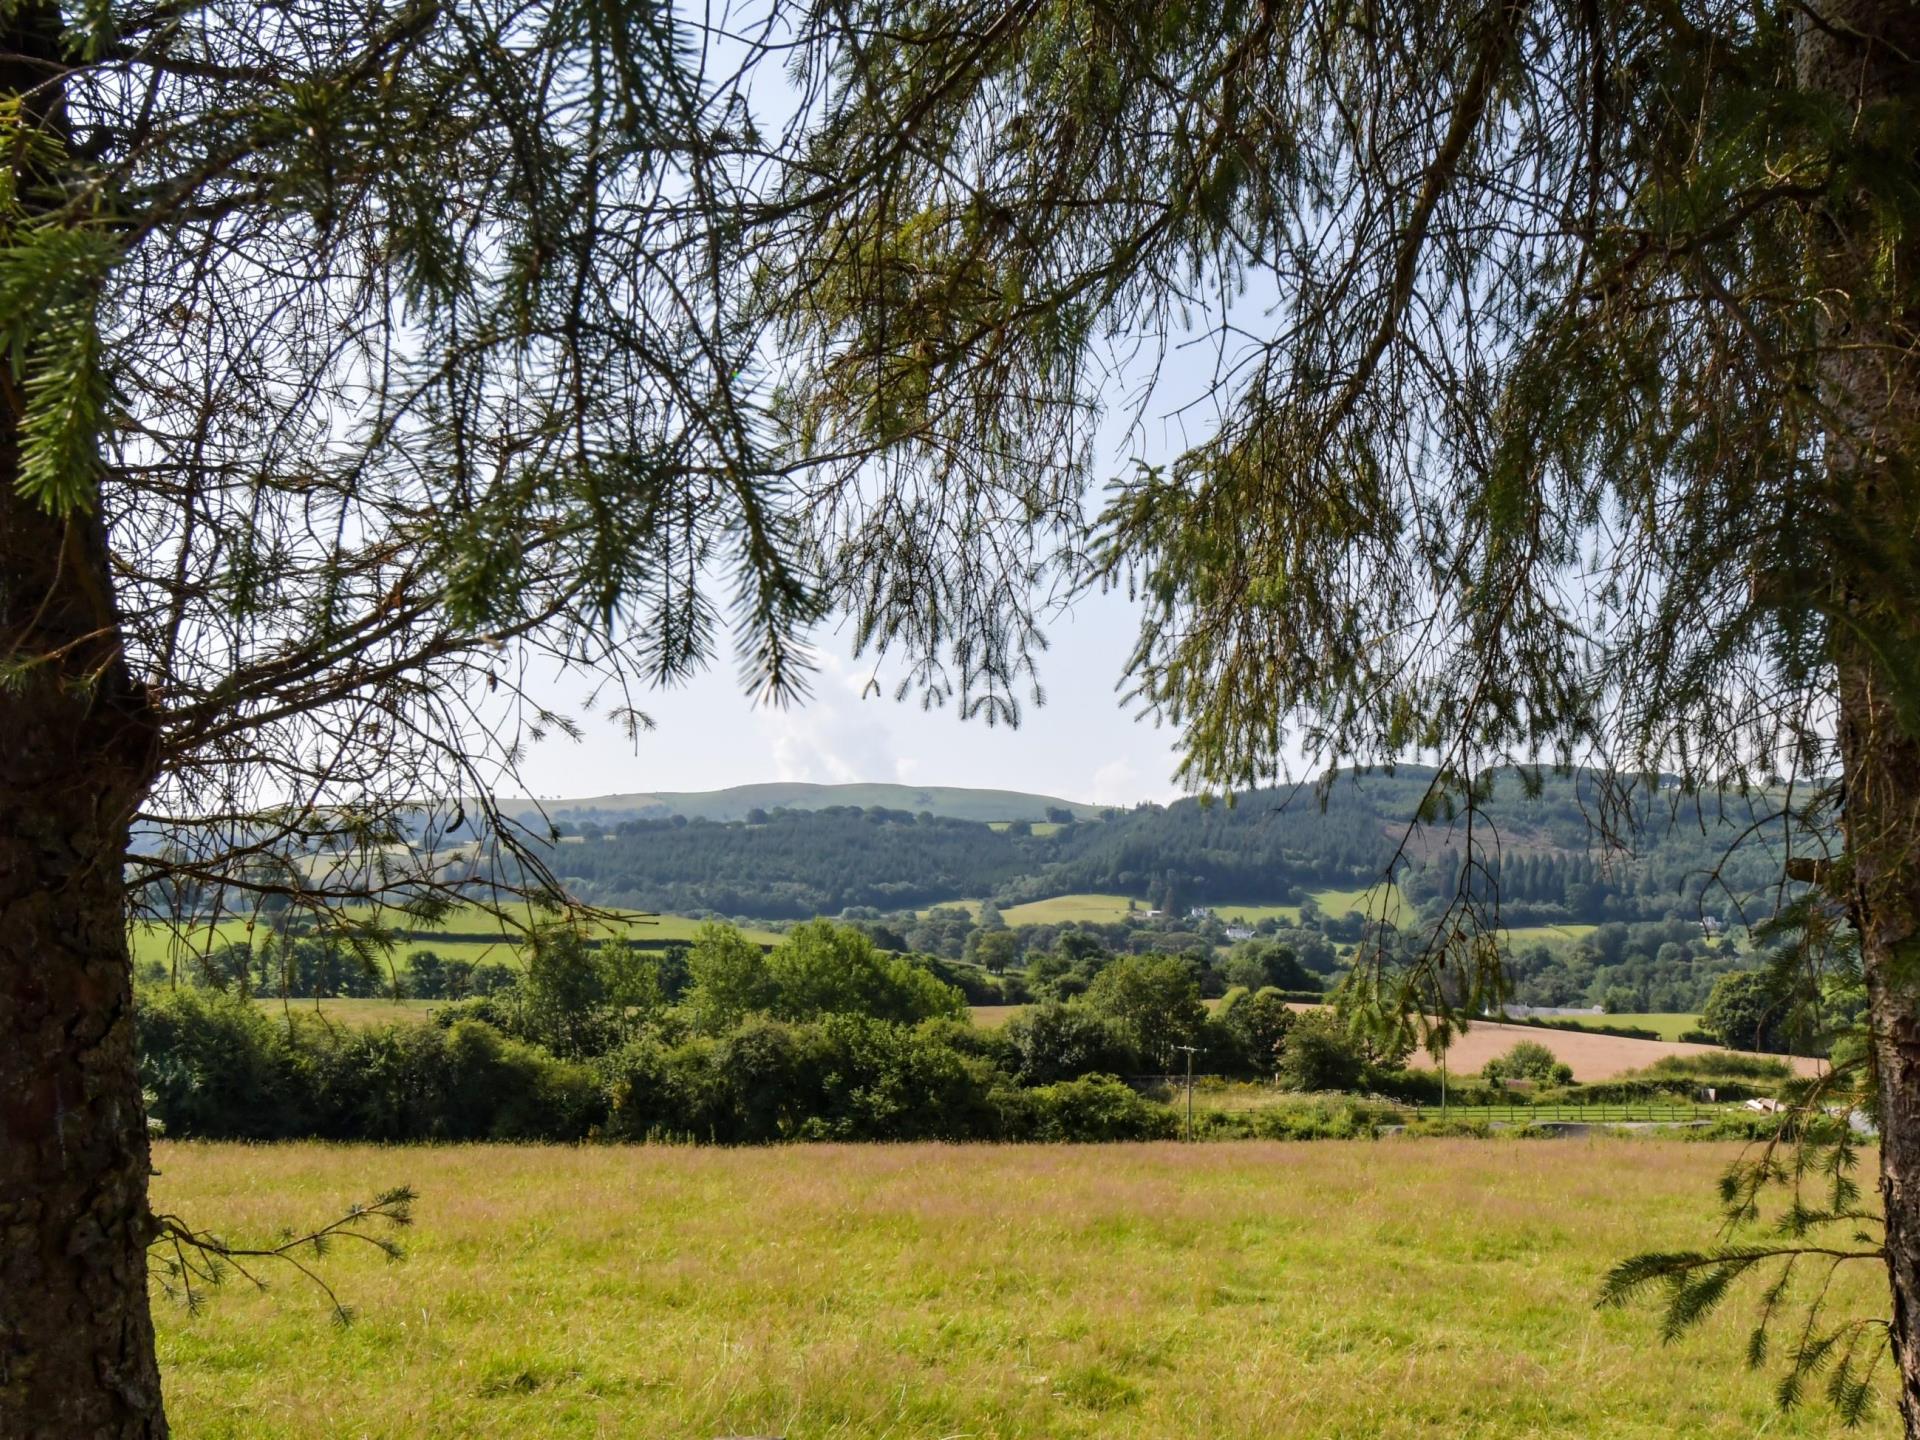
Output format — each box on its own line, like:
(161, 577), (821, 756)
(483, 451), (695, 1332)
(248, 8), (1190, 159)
(527, 768), (1805, 926)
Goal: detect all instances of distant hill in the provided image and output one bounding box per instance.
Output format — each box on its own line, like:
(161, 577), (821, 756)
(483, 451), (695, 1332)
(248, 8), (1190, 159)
(503, 766), (1802, 930)
(497, 781), (1104, 825)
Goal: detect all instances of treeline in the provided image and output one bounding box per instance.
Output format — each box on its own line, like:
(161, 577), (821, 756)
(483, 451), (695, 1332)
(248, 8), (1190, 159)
(513, 768), (1806, 929)
(545, 807), (1043, 917)
(136, 922), (1392, 1145)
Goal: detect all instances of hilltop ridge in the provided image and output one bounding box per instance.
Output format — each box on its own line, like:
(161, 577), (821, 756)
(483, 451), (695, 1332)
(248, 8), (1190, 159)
(496, 780), (1106, 825)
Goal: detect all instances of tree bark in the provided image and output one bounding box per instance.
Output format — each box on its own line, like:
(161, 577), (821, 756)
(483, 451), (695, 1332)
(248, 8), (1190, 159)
(0, 423), (168, 1440)
(1802, 3), (1920, 1432)
(0, 8), (168, 1427)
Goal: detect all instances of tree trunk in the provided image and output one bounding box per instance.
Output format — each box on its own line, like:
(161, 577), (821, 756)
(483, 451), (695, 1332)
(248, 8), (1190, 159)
(1839, 658), (1920, 1434)
(1802, 4), (1920, 1432)
(0, 429), (167, 1440)
(0, 8), (169, 1415)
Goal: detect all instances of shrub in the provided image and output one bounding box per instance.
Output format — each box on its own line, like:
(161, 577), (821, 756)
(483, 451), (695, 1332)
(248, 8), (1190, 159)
(1276, 1011), (1365, 1092)
(1482, 1040), (1567, 1086)
(304, 1019), (603, 1141)
(137, 987), (311, 1138)
(1194, 1096), (1389, 1140)
(1013, 1075), (1179, 1142)
(1001, 1003), (1140, 1084)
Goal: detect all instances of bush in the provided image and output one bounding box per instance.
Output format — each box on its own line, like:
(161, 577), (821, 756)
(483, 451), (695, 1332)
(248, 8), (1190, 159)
(1194, 1096), (1389, 1140)
(137, 987), (311, 1138)
(1276, 1011), (1365, 1092)
(139, 987), (604, 1140)
(1011, 1075), (1179, 1142)
(1482, 1040), (1569, 1086)
(306, 1020), (604, 1140)
(1001, 1003), (1141, 1084)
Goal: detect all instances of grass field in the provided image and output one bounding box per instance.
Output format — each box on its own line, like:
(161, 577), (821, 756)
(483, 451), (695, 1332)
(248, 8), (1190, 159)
(1209, 901), (1302, 923)
(150, 1140), (1890, 1439)
(249, 997), (446, 1026)
(998, 892), (1141, 925)
(1214, 883), (1412, 928)
(1498, 922), (1599, 949)
(131, 904), (781, 974)
(1553, 1012), (1701, 1042)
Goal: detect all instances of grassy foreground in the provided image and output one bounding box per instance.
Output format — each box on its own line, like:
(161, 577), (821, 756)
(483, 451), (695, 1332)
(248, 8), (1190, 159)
(151, 1141), (1889, 1438)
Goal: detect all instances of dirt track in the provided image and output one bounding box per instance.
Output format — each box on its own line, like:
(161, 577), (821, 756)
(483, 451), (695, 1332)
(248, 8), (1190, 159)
(1406, 1018), (1823, 1083)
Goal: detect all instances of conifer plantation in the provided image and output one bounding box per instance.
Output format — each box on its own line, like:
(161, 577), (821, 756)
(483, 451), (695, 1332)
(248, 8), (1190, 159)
(3, 0), (1918, 1435)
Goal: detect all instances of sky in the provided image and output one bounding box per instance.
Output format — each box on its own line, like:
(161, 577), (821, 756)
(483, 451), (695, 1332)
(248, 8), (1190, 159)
(488, 16), (1283, 811)
(508, 583), (1193, 809)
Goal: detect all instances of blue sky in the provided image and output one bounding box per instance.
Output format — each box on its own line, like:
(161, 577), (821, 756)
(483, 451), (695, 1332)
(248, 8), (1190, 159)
(510, 585), (1192, 807)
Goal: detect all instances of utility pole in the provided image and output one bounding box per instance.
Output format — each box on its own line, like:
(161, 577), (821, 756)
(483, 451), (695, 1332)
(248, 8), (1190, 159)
(1175, 1044), (1199, 1141)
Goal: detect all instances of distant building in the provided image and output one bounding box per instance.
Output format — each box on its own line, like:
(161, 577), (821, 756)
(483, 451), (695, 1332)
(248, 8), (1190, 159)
(1224, 924), (1255, 942)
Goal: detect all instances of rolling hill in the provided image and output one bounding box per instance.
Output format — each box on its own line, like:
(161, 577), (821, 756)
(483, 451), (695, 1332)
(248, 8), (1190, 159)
(496, 781), (1104, 825)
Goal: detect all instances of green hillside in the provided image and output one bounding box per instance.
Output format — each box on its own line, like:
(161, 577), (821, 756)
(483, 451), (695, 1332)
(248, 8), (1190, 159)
(499, 781), (1103, 824)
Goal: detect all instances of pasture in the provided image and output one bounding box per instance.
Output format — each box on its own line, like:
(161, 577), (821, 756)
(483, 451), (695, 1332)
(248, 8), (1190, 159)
(249, 997), (444, 1026)
(1552, 1012), (1702, 1042)
(130, 904), (782, 976)
(150, 1140), (1889, 1439)
(998, 892), (1141, 925)
(1497, 922), (1599, 949)
(1213, 883), (1412, 927)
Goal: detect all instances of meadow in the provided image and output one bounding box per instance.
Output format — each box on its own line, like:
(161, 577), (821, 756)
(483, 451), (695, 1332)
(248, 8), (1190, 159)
(1555, 1012), (1702, 1042)
(150, 1140), (1889, 1439)
(131, 903), (783, 975)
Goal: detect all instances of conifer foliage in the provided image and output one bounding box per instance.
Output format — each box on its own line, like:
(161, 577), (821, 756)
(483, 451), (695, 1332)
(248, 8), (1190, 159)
(760, 0), (1920, 1427)
(1, 0), (799, 1432)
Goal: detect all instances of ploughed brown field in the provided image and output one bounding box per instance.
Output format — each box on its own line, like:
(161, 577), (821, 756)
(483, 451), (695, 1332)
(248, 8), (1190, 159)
(1401, 1017), (1823, 1083)
(971, 1003), (1817, 1082)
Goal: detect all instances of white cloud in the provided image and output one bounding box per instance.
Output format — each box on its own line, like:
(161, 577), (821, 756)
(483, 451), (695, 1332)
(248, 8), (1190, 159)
(758, 651), (901, 785)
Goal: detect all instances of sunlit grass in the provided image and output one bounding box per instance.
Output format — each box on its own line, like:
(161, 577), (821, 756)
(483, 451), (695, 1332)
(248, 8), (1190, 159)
(999, 893), (1143, 925)
(1550, 1012), (1702, 1041)
(130, 904), (782, 976)
(151, 1140), (1889, 1439)
(1498, 922), (1600, 949)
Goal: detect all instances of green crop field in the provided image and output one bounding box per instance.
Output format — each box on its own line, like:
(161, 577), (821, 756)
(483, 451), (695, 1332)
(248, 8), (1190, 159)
(1213, 884), (1411, 927)
(249, 997), (446, 1026)
(130, 904), (781, 974)
(149, 1140), (1888, 1439)
(1551, 1012), (1702, 1042)
(1498, 922), (1599, 948)
(998, 892), (1141, 925)
(1210, 901), (1303, 923)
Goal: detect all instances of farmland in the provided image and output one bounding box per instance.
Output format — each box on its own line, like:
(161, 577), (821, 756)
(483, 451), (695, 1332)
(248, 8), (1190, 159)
(1404, 1018), (1820, 1083)
(998, 892), (1141, 925)
(130, 904), (783, 976)
(1551, 1012), (1703, 1042)
(994, 883), (1413, 929)
(150, 1139), (1888, 1439)
(1212, 883), (1411, 927)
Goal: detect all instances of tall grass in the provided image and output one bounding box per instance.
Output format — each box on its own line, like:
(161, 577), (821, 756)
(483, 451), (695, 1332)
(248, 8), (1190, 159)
(152, 1140), (1888, 1438)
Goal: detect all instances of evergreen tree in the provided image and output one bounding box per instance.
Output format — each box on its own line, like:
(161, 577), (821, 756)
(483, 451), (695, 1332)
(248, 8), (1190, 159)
(1, 0), (809, 1430)
(766, 0), (1920, 1424)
